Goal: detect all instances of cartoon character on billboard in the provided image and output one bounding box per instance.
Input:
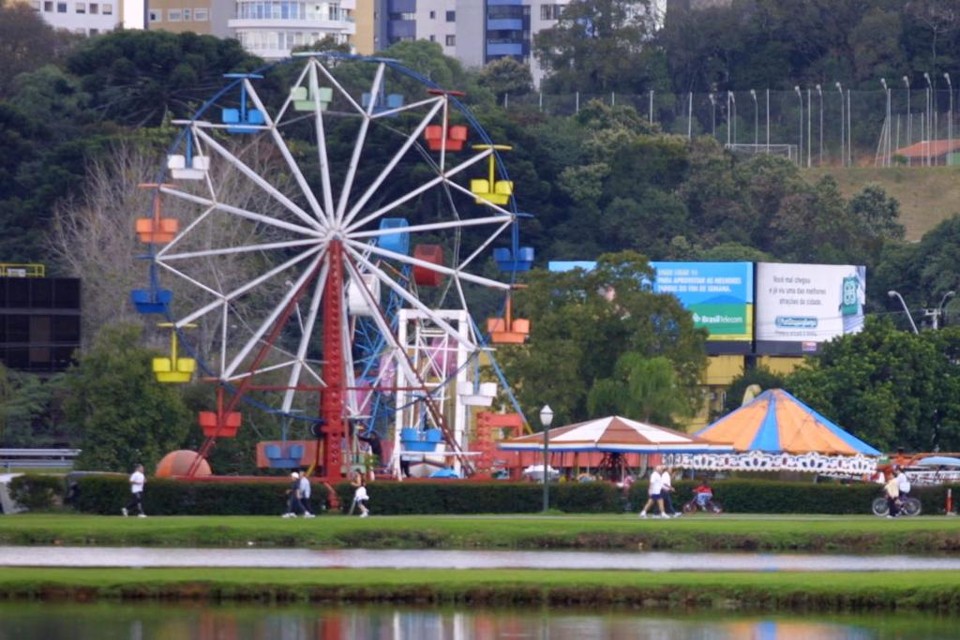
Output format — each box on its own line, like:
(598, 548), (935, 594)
(840, 266), (866, 334)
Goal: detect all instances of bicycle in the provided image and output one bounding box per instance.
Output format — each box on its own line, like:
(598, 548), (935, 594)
(871, 495), (921, 517)
(682, 496), (723, 514)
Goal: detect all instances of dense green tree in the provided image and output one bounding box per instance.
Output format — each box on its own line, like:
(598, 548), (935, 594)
(533, 0), (658, 93)
(785, 318), (960, 452)
(498, 251), (707, 427)
(588, 353), (695, 426)
(478, 58), (533, 102)
(0, 3), (77, 98)
(64, 324), (192, 472)
(65, 30), (261, 127)
(0, 366), (73, 448)
(719, 366), (787, 418)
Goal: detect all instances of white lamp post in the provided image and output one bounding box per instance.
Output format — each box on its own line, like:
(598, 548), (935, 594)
(946, 73), (953, 165)
(540, 404), (554, 512)
(924, 72), (933, 166)
(936, 291), (956, 330)
(881, 78), (890, 166)
(750, 89), (758, 146)
(904, 76), (911, 165)
(816, 84), (823, 166)
(836, 82), (845, 166)
(888, 290), (919, 334)
(794, 86), (803, 166)
(709, 93), (716, 138)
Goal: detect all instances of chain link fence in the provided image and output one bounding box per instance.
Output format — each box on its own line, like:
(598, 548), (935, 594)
(502, 88), (960, 168)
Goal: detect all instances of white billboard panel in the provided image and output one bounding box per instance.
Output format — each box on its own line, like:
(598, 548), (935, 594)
(756, 263), (865, 346)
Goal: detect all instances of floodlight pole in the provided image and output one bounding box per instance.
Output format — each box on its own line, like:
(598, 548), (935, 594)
(888, 290), (919, 334)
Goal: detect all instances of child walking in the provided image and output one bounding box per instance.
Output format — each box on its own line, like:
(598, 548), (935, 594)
(353, 477), (370, 517)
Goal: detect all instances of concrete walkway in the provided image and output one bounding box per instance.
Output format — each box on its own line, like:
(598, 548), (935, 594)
(0, 546), (957, 572)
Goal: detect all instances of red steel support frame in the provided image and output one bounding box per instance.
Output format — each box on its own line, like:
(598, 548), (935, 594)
(320, 240), (346, 479)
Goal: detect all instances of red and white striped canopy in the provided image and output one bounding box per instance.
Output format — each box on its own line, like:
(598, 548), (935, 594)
(498, 416), (732, 454)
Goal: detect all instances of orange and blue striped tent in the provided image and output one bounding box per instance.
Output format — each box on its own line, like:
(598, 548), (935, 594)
(695, 389), (881, 456)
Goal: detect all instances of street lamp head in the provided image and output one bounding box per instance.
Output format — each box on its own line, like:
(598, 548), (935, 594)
(539, 404), (554, 428)
(750, 89), (756, 98)
(794, 85), (801, 94)
(945, 72), (952, 86)
(836, 81), (842, 90)
(903, 75), (910, 86)
(816, 84), (822, 92)
(887, 290), (898, 298)
(880, 78), (887, 89)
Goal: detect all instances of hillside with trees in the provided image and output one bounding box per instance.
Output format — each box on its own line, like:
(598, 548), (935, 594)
(3, 8), (960, 465)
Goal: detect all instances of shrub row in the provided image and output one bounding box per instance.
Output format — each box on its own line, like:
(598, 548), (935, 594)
(8, 474), (955, 516)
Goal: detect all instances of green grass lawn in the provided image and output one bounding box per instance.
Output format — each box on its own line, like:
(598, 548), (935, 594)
(3, 513), (960, 610)
(2, 512), (959, 554)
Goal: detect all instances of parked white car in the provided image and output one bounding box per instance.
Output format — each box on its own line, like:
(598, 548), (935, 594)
(0, 473), (25, 514)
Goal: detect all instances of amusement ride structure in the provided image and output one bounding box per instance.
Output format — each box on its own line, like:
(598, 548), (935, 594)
(131, 53), (533, 482)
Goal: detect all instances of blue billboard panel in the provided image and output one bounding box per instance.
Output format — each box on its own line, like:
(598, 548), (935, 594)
(548, 261), (754, 342)
(650, 262), (753, 342)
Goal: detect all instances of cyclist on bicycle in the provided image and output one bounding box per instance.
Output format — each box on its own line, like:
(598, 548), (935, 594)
(693, 480), (714, 510)
(895, 466), (911, 498)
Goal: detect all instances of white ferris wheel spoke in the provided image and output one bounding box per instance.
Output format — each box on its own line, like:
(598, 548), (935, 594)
(354, 239), (512, 291)
(224, 251), (326, 379)
(280, 261), (329, 414)
(192, 128), (322, 231)
(343, 139), (487, 232)
(341, 258), (422, 388)
(344, 243), (477, 352)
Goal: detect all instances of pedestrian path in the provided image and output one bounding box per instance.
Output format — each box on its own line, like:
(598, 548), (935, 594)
(0, 546), (957, 572)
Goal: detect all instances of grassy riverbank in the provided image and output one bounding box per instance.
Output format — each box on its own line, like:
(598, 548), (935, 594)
(3, 513), (960, 554)
(1, 567), (958, 612)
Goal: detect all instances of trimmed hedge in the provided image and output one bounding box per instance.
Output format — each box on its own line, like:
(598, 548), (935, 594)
(10, 473), (955, 516)
(7, 474), (65, 511)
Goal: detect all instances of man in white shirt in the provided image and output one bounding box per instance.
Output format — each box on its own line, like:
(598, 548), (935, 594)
(121, 464), (146, 517)
(298, 472), (316, 518)
(638, 465), (669, 519)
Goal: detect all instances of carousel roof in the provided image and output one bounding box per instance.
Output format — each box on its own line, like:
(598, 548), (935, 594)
(498, 415), (732, 454)
(695, 389), (881, 457)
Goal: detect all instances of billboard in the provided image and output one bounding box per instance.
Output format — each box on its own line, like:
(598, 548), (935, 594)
(548, 261), (754, 344)
(755, 262), (865, 353)
(649, 262), (753, 342)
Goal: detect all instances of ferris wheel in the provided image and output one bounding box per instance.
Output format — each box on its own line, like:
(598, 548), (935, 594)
(131, 53), (533, 480)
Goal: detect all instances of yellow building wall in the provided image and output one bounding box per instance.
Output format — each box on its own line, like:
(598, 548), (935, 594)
(353, 0), (376, 55)
(756, 356), (805, 376)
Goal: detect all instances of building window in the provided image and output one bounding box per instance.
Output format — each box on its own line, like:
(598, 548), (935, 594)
(102, 3), (111, 13)
(56, 2), (66, 12)
(194, 7), (208, 20)
(43, 1), (53, 11)
(90, 27), (98, 34)
(540, 4), (561, 20)
(428, 10), (435, 18)
(167, 8), (181, 20)
(445, 10), (454, 21)
(445, 34), (455, 46)
(75, 2), (85, 13)
(182, 7), (191, 19)
(89, 2), (98, 13)
(428, 34), (435, 41)
(148, 9), (159, 20)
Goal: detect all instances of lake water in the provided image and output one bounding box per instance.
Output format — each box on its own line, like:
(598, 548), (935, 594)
(0, 602), (954, 639)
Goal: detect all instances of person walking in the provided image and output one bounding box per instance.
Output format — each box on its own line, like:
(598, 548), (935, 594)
(282, 472), (306, 518)
(353, 477), (370, 517)
(638, 465), (669, 519)
(298, 472), (316, 518)
(661, 466), (680, 517)
(121, 464), (147, 518)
